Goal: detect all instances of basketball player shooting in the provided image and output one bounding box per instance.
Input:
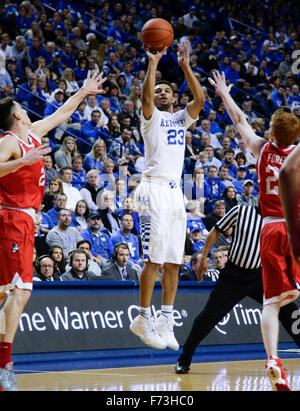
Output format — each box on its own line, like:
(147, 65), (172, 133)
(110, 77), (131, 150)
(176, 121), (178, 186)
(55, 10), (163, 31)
(0, 70), (106, 390)
(130, 40), (204, 350)
(208, 70), (300, 391)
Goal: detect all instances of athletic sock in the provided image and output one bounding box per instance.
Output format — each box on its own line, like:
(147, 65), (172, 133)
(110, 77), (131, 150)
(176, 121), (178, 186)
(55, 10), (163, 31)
(139, 306), (151, 320)
(161, 305), (173, 321)
(0, 342), (12, 369)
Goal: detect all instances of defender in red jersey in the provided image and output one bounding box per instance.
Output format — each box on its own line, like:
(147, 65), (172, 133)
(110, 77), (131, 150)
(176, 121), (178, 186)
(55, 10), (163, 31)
(280, 143), (300, 265)
(0, 70), (106, 390)
(209, 71), (300, 391)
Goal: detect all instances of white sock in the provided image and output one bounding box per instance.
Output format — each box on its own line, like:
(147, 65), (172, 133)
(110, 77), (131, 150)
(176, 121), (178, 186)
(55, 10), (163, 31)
(161, 305), (173, 320)
(139, 306), (151, 319)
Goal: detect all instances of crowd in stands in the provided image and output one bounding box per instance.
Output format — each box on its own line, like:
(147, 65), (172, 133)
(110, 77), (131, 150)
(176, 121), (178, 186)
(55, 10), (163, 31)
(0, 0), (299, 283)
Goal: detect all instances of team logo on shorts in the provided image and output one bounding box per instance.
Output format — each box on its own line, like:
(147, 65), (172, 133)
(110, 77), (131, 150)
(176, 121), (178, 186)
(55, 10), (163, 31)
(12, 243), (19, 253)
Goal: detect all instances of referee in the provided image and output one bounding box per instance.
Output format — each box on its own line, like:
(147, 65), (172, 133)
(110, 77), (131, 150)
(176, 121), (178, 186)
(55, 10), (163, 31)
(175, 205), (300, 374)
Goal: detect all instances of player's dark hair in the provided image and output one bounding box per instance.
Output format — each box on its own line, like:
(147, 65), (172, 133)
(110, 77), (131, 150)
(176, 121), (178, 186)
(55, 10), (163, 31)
(155, 80), (174, 93)
(0, 97), (16, 131)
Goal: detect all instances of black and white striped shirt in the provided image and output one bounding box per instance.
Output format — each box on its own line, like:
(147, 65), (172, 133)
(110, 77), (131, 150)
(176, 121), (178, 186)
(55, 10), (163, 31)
(215, 205), (262, 269)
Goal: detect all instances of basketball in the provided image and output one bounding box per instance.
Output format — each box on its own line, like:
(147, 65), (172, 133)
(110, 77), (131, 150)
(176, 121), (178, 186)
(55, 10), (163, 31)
(141, 18), (174, 52)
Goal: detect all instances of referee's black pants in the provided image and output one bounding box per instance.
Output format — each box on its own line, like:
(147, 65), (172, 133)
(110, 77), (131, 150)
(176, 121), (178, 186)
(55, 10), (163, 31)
(178, 260), (300, 366)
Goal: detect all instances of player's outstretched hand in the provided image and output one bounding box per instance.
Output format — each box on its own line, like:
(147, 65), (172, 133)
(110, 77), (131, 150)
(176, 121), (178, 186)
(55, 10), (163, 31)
(23, 144), (52, 165)
(82, 70), (107, 96)
(208, 71), (233, 97)
(177, 40), (190, 71)
(145, 47), (168, 64)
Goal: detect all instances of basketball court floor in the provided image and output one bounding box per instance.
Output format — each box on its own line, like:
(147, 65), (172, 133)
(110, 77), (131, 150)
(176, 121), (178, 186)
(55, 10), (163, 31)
(14, 349), (300, 391)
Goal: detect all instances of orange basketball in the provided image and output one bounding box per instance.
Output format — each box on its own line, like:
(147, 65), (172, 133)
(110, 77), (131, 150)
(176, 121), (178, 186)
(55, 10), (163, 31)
(141, 18), (174, 52)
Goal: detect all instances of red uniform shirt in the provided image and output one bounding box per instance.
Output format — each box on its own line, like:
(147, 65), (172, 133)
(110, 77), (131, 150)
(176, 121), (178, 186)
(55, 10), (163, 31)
(256, 141), (300, 219)
(0, 131), (45, 211)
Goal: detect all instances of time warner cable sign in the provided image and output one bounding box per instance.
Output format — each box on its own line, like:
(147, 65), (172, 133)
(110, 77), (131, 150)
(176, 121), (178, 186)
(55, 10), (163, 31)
(12, 284), (296, 354)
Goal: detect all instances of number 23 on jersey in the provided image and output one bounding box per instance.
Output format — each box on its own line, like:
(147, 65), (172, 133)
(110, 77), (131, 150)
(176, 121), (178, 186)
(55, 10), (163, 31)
(167, 129), (184, 145)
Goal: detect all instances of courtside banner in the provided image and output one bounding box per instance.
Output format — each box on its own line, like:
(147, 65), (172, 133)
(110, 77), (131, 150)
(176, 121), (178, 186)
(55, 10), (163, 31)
(12, 281), (297, 354)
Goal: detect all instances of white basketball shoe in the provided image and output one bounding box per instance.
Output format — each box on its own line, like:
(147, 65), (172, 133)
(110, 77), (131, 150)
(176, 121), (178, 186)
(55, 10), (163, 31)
(130, 315), (167, 349)
(155, 314), (179, 351)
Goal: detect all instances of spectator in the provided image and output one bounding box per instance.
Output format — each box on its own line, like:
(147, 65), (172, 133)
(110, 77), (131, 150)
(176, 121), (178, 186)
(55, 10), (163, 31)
(43, 155), (59, 184)
(71, 155), (87, 190)
(204, 165), (226, 214)
(211, 248), (227, 271)
(242, 100), (257, 123)
(190, 226), (206, 253)
(33, 212), (49, 257)
(42, 177), (63, 212)
(46, 192), (80, 229)
(203, 145), (222, 171)
(80, 211), (114, 265)
(97, 189), (120, 236)
(15, 72), (44, 116)
(11, 35), (30, 68)
(84, 94), (101, 120)
(207, 109), (223, 134)
(184, 131), (200, 173)
(61, 249), (98, 281)
(75, 240), (102, 276)
(80, 169), (103, 212)
(111, 213), (142, 268)
(194, 151), (209, 175)
(46, 209), (83, 258)
(61, 67), (80, 95)
(33, 255), (61, 282)
(203, 200), (226, 231)
(218, 164), (233, 188)
(237, 179), (258, 207)
(80, 112), (105, 153)
(184, 167), (205, 205)
(99, 158), (116, 191)
(232, 166), (248, 195)
(101, 242), (139, 281)
(221, 148), (238, 179)
(0, 55), (13, 98)
(48, 245), (66, 276)
(54, 135), (79, 168)
(221, 185), (238, 212)
(82, 139), (108, 173)
(74, 199), (90, 231)
(114, 158), (131, 185)
(197, 119), (222, 149)
(28, 36), (49, 65)
(186, 199), (207, 230)
(109, 127), (141, 166)
(115, 196), (140, 236)
(59, 166), (82, 212)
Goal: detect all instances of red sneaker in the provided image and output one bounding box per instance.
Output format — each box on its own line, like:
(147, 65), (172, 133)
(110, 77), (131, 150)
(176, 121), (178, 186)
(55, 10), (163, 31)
(265, 356), (291, 391)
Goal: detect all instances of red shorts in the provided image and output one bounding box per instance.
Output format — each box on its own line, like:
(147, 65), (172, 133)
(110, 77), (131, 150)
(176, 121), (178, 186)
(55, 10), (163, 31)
(260, 222), (300, 306)
(0, 209), (35, 292)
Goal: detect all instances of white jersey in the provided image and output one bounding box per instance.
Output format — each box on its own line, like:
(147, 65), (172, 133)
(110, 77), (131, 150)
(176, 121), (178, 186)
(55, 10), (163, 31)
(141, 107), (195, 181)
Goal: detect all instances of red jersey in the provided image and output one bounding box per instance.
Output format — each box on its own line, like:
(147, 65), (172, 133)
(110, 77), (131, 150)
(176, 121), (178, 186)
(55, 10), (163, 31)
(0, 131), (45, 211)
(257, 141), (300, 219)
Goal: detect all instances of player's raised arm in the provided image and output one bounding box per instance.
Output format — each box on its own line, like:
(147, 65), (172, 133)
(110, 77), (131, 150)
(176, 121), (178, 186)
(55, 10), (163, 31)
(177, 41), (204, 119)
(208, 71), (265, 159)
(30, 71), (107, 138)
(141, 47), (167, 120)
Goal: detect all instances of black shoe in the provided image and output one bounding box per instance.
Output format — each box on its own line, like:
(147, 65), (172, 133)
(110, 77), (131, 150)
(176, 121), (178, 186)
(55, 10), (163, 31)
(175, 362), (190, 374)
